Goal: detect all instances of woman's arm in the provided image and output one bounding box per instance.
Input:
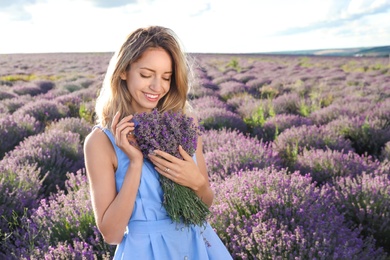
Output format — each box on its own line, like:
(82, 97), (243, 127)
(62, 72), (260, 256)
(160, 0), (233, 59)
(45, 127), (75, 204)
(84, 113), (143, 244)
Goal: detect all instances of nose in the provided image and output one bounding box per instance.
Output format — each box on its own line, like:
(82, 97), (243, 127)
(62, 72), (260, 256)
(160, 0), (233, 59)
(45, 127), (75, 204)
(149, 78), (163, 92)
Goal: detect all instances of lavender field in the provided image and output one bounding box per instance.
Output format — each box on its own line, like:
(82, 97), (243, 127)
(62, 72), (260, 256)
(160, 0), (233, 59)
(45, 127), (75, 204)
(0, 52), (389, 259)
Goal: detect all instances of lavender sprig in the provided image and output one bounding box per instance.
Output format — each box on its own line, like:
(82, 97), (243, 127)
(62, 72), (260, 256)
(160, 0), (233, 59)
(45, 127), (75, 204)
(132, 109), (210, 226)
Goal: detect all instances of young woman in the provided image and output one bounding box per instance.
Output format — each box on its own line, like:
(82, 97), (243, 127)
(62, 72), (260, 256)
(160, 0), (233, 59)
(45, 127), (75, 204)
(84, 26), (232, 259)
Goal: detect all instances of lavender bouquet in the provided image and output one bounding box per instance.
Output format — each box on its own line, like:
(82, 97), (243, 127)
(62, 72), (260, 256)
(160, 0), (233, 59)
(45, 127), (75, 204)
(132, 109), (210, 226)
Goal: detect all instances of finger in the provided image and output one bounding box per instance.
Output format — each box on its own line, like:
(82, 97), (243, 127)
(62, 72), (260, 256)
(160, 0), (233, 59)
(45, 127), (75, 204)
(111, 111), (121, 133)
(115, 114), (136, 135)
(115, 123), (135, 146)
(178, 145), (193, 161)
(152, 150), (177, 163)
(112, 113), (134, 136)
(122, 114), (134, 122)
(149, 152), (176, 170)
(155, 161), (171, 173)
(156, 167), (178, 182)
(117, 115), (135, 129)
(149, 154), (171, 170)
(115, 121), (132, 135)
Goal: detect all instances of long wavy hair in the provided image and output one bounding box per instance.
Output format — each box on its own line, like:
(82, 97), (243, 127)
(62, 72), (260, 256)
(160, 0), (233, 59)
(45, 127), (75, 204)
(95, 26), (193, 128)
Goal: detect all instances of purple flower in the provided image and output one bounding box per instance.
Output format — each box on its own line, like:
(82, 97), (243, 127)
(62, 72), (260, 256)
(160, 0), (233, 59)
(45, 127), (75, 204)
(209, 167), (386, 259)
(132, 109), (209, 226)
(331, 171), (390, 251)
(133, 109), (198, 158)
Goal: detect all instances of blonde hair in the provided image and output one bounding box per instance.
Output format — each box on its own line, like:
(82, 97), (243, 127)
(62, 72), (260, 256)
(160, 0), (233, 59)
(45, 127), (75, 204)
(95, 26), (192, 128)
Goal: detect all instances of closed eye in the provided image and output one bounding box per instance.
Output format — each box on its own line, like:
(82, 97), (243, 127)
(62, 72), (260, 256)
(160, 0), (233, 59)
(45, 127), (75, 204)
(140, 74), (151, 78)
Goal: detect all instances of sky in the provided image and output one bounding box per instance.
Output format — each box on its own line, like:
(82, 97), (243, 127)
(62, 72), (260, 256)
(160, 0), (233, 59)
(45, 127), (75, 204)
(0, 0), (389, 54)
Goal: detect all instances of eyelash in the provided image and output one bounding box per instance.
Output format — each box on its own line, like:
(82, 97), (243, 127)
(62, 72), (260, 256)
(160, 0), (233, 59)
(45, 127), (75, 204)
(141, 74), (171, 81)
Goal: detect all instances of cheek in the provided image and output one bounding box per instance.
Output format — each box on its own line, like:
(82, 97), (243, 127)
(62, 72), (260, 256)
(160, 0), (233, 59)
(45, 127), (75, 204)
(166, 81), (172, 92)
(164, 82), (171, 93)
(127, 77), (141, 92)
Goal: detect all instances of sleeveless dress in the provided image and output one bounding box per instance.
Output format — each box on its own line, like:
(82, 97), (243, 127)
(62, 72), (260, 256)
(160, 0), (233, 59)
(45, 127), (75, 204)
(97, 127), (232, 260)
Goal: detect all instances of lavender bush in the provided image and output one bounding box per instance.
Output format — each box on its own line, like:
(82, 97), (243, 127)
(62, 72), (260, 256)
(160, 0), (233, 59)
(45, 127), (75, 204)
(241, 99), (275, 133)
(331, 172), (390, 252)
(46, 117), (93, 144)
(225, 92), (257, 111)
(218, 80), (248, 100)
(1, 52), (389, 258)
(13, 99), (70, 130)
(202, 129), (282, 182)
(12, 84), (43, 96)
(197, 77), (220, 91)
(273, 124), (354, 168)
(212, 75), (234, 85)
(380, 141), (390, 161)
(35, 80), (55, 93)
(365, 101), (390, 124)
(309, 102), (370, 125)
(327, 116), (390, 157)
(0, 103), (7, 115)
(0, 89), (17, 100)
(246, 78), (272, 97)
(190, 95), (231, 111)
(55, 93), (83, 118)
(272, 92), (302, 115)
(1, 95), (32, 114)
(293, 149), (382, 185)
(188, 83), (216, 99)
(0, 163), (43, 257)
(254, 113), (313, 142)
(79, 101), (96, 124)
(0, 130), (84, 195)
(62, 82), (84, 93)
(209, 167), (386, 259)
(43, 241), (99, 260)
(233, 73), (256, 84)
(13, 171), (115, 259)
(0, 114), (40, 158)
(194, 107), (247, 132)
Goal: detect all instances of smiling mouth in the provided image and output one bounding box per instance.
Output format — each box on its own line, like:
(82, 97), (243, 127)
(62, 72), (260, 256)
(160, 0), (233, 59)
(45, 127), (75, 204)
(144, 93), (159, 101)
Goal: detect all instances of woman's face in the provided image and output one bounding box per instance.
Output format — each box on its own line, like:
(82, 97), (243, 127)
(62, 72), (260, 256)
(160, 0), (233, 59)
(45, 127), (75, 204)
(121, 47), (172, 113)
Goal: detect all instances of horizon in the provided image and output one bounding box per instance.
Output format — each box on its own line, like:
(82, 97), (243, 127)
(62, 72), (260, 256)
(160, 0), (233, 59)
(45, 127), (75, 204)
(1, 0), (389, 54)
(1, 45), (387, 56)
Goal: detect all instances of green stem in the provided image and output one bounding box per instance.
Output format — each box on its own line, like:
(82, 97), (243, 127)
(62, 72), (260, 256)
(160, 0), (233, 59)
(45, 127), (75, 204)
(160, 175), (210, 227)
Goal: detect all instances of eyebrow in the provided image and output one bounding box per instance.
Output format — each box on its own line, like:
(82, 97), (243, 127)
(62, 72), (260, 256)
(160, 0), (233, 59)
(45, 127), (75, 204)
(140, 67), (172, 74)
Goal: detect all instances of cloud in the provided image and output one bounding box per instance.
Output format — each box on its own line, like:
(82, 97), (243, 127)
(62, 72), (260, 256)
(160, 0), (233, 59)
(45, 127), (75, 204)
(0, 0), (40, 20)
(0, 0), (38, 8)
(0, 0), (388, 53)
(274, 0), (390, 35)
(86, 0), (138, 8)
(189, 2), (211, 17)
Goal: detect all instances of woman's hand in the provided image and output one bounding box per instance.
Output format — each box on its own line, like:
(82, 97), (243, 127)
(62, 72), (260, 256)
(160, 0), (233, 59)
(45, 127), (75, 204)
(148, 145), (206, 191)
(111, 111), (143, 162)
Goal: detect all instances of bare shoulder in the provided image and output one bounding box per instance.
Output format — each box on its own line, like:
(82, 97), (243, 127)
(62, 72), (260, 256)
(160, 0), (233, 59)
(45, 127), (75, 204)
(84, 127), (111, 150)
(84, 127), (116, 165)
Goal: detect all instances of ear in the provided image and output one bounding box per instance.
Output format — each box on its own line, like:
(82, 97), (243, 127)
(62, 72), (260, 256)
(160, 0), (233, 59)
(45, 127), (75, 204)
(120, 71), (127, 80)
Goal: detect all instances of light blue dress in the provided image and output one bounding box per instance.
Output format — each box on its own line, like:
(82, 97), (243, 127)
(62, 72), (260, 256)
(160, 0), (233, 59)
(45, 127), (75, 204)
(98, 127), (232, 260)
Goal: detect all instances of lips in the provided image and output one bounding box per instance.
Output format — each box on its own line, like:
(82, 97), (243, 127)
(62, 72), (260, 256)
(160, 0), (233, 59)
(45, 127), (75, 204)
(144, 93), (159, 102)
